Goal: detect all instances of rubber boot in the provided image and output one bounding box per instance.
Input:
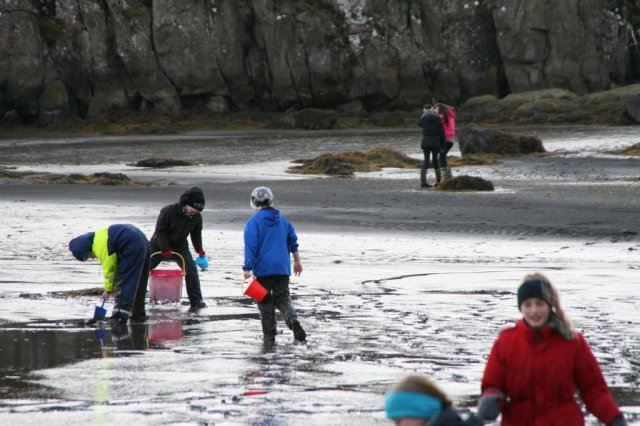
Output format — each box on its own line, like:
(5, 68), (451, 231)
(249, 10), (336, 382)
(420, 168), (430, 188)
(434, 168), (442, 187)
(445, 165), (452, 180)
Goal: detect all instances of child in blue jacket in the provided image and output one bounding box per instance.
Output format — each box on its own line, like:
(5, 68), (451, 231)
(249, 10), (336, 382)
(242, 187), (305, 343)
(69, 224), (150, 324)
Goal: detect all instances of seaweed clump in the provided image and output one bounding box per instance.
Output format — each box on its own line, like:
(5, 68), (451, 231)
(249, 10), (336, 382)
(135, 157), (199, 168)
(289, 147), (421, 176)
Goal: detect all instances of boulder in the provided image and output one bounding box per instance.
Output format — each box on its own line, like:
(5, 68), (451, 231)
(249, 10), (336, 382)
(2, 110), (22, 125)
(624, 94), (640, 123)
(438, 175), (494, 191)
(205, 96), (230, 114)
(458, 125), (545, 156)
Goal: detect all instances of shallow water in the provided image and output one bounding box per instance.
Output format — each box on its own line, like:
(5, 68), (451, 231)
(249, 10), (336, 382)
(0, 126), (639, 425)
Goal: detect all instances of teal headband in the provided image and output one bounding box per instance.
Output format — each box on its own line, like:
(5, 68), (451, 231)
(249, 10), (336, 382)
(384, 390), (443, 420)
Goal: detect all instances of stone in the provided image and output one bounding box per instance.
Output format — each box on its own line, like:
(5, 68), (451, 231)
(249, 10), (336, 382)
(458, 125), (545, 156)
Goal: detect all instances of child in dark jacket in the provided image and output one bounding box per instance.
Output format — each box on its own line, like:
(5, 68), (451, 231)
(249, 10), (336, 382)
(242, 186), (305, 344)
(69, 224), (150, 324)
(149, 187), (208, 309)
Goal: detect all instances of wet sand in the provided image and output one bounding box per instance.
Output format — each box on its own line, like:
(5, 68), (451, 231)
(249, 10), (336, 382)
(0, 127), (639, 425)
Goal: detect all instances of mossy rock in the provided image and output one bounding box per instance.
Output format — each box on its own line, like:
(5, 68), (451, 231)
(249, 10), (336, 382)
(438, 175), (494, 191)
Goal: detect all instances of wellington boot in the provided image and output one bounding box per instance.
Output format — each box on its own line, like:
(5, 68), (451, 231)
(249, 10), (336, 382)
(445, 165), (452, 180)
(435, 168), (442, 187)
(292, 321), (306, 342)
(420, 168), (428, 188)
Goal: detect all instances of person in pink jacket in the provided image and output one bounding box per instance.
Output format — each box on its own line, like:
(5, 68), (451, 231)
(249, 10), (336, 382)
(478, 273), (626, 426)
(435, 103), (455, 180)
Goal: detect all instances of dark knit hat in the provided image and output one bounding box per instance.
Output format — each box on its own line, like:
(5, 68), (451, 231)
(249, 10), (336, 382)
(517, 279), (549, 308)
(180, 187), (205, 211)
(68, 232), (95, 261)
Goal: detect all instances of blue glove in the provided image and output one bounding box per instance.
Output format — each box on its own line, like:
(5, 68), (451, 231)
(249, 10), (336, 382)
(195, 255), (208, 271)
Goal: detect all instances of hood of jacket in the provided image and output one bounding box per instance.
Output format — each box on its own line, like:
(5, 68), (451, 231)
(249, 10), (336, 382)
(255, 207), (280, 226)
(179, 187), (205, 210)
(420, 109), (441, 123)
(69, 232), (95, 261)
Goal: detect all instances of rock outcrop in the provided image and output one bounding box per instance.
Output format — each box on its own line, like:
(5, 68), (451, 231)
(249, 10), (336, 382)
(457, 125), (546, 156)
(0, 0), (638, 124)
(459, 84), (640, 125)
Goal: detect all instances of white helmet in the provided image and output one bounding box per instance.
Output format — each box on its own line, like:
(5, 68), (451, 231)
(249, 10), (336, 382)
(250, 186), (273, 209)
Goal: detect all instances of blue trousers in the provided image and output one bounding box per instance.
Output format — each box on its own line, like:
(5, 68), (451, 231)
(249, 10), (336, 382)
(112, 229), (150, 320)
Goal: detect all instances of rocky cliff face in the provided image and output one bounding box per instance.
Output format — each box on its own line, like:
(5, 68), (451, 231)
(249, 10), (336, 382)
(0, 0), (638, 123)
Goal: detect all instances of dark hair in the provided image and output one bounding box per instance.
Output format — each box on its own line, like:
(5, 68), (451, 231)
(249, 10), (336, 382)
(521, 273), (576, 340)
(435, 103), (449, 124)
(423, 103), (433, 110)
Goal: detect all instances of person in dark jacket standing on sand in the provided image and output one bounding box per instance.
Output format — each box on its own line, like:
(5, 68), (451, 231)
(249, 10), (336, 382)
(149, 187), (208, 309)
(478, 273), (627, 426)
(69, 224), (150, 324)
(418, 103), (446, 188)
(242, 186), (306, 344)
(384, 373), (482, 426)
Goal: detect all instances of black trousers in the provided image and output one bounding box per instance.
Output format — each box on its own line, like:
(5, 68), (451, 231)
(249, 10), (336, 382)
(255, 275), (299, 337)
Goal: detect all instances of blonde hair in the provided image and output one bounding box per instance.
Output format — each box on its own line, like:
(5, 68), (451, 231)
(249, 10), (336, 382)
(523, 273), (577, 340)
(392, 374), (453, 409)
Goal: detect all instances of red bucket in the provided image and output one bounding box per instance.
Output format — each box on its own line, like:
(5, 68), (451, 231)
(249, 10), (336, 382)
(149, 269), (182, 302)
(243, 278), (268, 302)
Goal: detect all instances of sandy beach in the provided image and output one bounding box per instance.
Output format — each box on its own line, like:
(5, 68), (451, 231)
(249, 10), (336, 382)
(0, 126), (639, 425)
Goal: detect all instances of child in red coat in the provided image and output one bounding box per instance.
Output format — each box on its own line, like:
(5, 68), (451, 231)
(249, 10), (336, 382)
(478, 273), (626, 426)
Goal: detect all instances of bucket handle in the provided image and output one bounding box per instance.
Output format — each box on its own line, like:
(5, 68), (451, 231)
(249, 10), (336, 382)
(241, 277), (257, 295)
(151, 251), (187, 276)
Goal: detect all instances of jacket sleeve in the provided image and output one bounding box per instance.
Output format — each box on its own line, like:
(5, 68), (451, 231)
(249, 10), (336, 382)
(439, 121), (446, 148)
(287, 220), (299, 253)
(190, 216), (204, 253)
(573, 334), (622, 424)
(481, 336), (508, 394)
(242, 219), (257, 271)
(92, 228), (117, 293)
(154, 206), (172, 251)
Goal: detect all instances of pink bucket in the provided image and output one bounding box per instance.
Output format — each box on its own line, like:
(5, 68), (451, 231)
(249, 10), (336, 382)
(244, 278), (268, 302)
(149, 269), (182, 302)
(148, 320), (183, 342)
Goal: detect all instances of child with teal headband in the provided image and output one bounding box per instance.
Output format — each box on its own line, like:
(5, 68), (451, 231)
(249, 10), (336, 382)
(384, 374), (482, 426)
